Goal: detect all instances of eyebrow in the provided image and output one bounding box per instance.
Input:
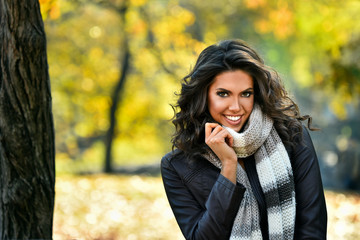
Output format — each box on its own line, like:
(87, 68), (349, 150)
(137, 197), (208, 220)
(215, 87), (254, 92)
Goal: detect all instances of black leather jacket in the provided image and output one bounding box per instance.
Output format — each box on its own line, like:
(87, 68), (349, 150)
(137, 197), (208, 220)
(161, 127), (327, 240)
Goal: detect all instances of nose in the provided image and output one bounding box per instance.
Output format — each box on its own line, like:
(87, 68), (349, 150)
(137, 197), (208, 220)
(228, 98), (241, 112)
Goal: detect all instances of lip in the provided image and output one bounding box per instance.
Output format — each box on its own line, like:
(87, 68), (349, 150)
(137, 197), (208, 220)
(223, 115), (242, 125)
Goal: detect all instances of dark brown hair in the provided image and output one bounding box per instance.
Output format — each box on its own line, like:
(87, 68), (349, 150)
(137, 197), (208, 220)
(171, 39), (314, 157)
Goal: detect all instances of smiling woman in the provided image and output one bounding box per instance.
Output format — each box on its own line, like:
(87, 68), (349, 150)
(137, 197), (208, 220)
(161, 39), (327, 240)
(207, 70), (254, 133)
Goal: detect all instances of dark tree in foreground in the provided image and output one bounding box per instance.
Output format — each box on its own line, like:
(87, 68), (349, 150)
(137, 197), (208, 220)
(0, 0), (55, 239)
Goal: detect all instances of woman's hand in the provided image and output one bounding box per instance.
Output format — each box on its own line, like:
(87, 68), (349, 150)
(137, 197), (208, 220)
(205, 123), (238, 184)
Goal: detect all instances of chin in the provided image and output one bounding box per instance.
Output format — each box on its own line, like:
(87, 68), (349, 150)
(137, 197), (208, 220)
(225, 125), (242, 133)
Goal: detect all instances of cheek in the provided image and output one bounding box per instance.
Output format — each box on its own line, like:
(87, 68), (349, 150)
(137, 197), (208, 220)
(238, 96), (254, 117)
(245, 97), (255, 112)
(208, 99), (222, 114)
(208, 97), (224, 115)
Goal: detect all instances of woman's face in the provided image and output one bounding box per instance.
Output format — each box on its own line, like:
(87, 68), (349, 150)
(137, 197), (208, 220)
(207, 70), (254, 132)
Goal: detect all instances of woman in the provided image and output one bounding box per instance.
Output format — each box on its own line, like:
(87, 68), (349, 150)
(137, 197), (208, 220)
(161, 39), (327, 240)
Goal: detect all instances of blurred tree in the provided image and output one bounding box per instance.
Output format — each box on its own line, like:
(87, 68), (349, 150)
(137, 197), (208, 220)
(43, 0), (202, 172)
(246, 0), (360, 118)
(0, 0), (55, 238)
(103, 1), (130, 173)
(102, 0), (199, 172)
(41, 0), (360, 173)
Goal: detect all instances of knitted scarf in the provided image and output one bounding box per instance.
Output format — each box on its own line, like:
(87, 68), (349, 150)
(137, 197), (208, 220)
(204, 104), (296, 240)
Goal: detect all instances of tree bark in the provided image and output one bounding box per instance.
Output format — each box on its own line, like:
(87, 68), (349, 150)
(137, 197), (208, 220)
(0, 0), (55, 239)
(104, 4), (130, 173)
(104, 40), (130, 173)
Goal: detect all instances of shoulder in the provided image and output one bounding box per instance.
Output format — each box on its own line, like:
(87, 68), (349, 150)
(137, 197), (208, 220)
(161, 149), (208, 168)
(288, 125), (319, 175)
(161, 149), (186, 168)
(294, 125), (317, 155)
(161, 149), (218, 182)
(161, 149), (193, 176)
(284, 125), (314, 157)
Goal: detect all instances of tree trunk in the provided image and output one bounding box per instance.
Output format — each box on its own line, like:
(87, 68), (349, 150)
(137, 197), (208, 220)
(0, 0), (55, 239)
(104, 41), (130, 173)
(104, 5), (130, 173)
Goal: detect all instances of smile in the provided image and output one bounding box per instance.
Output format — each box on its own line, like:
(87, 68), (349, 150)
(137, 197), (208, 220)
(225, 115), (241, 121)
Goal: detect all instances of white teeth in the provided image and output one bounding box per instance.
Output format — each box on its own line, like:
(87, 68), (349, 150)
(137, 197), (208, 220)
(226, 115), (241, 121)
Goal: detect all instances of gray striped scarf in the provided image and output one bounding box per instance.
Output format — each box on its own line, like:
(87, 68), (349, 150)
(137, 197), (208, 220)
(205, 104), (296, 240)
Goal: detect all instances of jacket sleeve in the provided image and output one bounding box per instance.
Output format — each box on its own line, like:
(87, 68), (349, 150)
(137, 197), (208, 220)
(292, 127), (327, 239)
(161, 154), (246, 240)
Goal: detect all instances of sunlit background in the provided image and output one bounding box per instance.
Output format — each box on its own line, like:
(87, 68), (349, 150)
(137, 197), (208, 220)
(39, 0), (360, 239)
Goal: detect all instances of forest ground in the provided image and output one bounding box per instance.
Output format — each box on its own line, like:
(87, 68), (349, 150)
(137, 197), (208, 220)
(53, 174), (360, 240)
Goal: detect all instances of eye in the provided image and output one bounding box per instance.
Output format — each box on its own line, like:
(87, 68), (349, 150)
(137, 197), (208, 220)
(216, 91), (229, 97)
(241, 91), (253, 98)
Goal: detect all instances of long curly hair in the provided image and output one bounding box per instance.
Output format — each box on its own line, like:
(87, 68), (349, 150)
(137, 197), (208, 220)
(171, 39), (314, 158)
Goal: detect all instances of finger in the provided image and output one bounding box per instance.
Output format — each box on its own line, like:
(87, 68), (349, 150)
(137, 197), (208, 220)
(210, 129), (234, 147)
(218, 128), (234, 147)
(207, 129), (234, 148)
(207, 125), (224, 140)
(206, 126), (225, 146)
(205, 122), (220, 139)
(226, 132), (234, 147)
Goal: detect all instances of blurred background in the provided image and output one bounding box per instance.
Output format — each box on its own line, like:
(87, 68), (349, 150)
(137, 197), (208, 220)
(39, 0), (360, 239)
